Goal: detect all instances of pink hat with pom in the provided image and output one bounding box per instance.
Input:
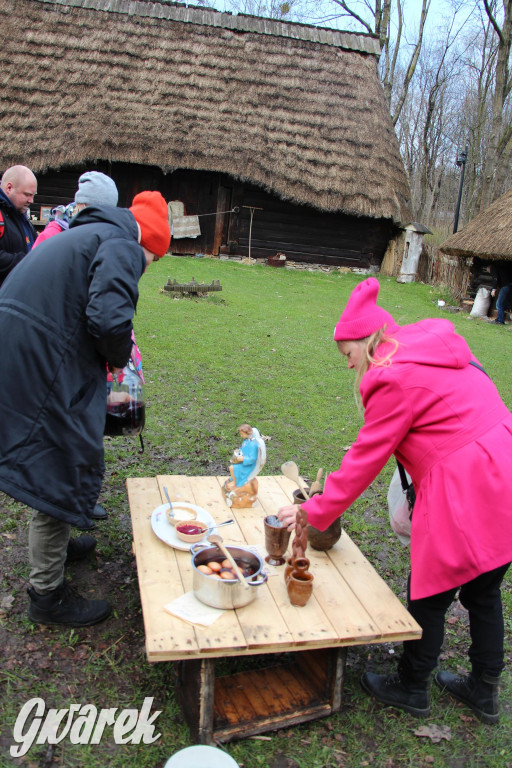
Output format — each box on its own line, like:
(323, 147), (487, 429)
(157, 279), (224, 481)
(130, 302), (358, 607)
(334, 278), (395, 341)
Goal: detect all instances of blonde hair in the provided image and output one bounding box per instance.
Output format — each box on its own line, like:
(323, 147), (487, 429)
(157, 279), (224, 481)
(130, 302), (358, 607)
(351, 326), (399, 410)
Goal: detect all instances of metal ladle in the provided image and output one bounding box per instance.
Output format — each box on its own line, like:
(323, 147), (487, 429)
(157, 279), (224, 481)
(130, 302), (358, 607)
(203, 520), (234, 534)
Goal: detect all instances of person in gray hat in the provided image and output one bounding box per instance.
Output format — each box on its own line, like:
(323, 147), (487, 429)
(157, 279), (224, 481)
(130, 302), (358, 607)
(33, 171), (120, 529)
(74, 171), (118, 210)
(74, 172), (119, 524)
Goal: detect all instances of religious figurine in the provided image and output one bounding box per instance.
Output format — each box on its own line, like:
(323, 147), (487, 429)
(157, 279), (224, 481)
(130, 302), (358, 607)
(222, 424), (266, 508)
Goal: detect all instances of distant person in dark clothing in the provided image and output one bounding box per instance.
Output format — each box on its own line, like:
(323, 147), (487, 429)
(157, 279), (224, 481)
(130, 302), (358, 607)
(0, 165), (37, 286)
(490, 261), (512, 324)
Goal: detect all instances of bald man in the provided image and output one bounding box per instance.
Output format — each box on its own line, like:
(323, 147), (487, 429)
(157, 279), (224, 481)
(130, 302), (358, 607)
(0, 165), (38, 286)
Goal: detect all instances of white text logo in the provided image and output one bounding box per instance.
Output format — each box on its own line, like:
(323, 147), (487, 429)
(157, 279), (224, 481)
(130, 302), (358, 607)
(11, 697), (161, 757)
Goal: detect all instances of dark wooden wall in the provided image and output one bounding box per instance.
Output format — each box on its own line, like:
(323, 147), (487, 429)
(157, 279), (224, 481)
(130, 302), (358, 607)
(232, 183), (396, 267)
(33, 162), (398, 268)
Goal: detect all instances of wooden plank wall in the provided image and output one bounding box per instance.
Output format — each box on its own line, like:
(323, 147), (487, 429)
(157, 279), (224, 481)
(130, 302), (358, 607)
(234, 182), (396, 267)
(34, 164), (398, 267)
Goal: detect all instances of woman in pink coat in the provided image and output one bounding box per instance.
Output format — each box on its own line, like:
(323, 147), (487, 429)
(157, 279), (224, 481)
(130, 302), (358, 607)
(279, 277), (512, 723)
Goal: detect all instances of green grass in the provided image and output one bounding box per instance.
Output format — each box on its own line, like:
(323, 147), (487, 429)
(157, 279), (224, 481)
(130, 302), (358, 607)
(1, 257), (511, 768)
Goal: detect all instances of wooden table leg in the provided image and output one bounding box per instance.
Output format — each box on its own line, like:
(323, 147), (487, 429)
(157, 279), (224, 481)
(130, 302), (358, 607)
(175, 658), (216, 745)
(329, 647), (347, 712)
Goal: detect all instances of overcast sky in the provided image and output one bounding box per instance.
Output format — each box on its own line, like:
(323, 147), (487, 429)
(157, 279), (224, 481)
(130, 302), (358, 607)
(200, 0), (477, 37)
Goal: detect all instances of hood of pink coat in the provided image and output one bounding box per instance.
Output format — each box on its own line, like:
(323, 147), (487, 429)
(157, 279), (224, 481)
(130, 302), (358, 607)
(377, 319), (472, 370)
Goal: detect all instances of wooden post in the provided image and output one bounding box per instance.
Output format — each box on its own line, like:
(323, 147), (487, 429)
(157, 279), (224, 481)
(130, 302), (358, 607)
(242, 205), (263, 261)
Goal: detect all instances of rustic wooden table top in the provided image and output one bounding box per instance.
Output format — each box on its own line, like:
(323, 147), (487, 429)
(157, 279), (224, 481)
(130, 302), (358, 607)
(127, 475), (421, 663)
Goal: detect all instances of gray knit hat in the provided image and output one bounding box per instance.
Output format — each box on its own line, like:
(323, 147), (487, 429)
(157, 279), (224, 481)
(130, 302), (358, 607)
(74, 171), (118, 206)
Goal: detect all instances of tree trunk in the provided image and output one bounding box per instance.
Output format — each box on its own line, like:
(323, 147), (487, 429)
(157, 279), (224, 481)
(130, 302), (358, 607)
(480, 0), (512, 210)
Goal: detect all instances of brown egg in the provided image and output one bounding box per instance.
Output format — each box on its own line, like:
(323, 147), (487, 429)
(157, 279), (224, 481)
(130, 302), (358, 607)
(197, 564), (213, 575)
(219, 569), (236, 580)
(221, 559), (232, 569)
(207, 561), (222, 572)
(209, 572), (222, 579)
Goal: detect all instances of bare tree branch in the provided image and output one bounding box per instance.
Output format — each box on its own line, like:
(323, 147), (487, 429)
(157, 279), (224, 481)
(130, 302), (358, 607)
(330, 0), (374, 34)
(391, 0), (431, 125)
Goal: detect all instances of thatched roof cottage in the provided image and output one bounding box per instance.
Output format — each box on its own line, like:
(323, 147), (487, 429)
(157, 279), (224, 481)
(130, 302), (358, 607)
(1, 0), (412, 266)
(440, 187), (512, 261)
(437, 186), (512, 301)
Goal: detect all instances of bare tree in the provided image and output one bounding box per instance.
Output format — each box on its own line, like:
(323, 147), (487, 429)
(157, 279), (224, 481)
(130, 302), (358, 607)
(325, 0), (431, 125)
(480, 0), (512, 209)
(220, 0), (313, 20)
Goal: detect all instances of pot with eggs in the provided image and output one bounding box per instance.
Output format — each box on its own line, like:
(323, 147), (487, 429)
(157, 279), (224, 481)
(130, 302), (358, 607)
(190, 543), (267, 609)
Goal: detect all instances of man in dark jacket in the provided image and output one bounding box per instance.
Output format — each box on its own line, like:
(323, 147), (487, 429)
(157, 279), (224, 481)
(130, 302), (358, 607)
(0, 165), (37, 285)
(490, 261), (512, 324)
(0, 191), (170, 627)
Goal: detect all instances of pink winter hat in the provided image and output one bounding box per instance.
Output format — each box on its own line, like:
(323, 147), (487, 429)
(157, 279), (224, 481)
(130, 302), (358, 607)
(334, 278), (395, 341)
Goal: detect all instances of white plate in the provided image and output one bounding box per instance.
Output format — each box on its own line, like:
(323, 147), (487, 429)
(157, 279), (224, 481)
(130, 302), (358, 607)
(151, 502), (217, 551)
(164, 745), (240, 767)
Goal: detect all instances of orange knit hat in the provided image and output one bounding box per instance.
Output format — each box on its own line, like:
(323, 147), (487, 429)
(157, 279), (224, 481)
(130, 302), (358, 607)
(129, 191), (170, 259)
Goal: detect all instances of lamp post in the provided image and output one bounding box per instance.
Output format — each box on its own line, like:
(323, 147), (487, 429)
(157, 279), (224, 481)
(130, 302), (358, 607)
(453, 143), (468, 234)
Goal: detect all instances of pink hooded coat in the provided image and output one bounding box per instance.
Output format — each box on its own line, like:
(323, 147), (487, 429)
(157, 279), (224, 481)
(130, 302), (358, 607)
(302, 318), (512, 600)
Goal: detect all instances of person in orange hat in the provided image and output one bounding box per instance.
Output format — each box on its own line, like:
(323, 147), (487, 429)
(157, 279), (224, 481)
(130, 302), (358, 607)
(278, 277), (512, 724)
(0, 190), (170, 628)
(129, 190), (171, 261)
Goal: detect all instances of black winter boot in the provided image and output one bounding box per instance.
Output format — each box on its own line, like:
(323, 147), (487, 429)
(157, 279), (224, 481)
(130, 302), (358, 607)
(361, 670), (431, 717)
(435, 669), (500, 724)
(65, 535), (97, 563)
(89, 504), (108, 520)
(28, 580), (111, 627)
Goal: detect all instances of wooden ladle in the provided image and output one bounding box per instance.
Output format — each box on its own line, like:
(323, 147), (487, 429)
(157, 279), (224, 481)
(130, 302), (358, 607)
(208, 533), (249, 589)
(281, 461), (310, 500)
(310, 468), (324, 495)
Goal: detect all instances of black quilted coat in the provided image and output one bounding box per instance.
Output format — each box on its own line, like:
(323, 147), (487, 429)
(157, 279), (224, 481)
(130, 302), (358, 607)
(0, 206), (145, 528)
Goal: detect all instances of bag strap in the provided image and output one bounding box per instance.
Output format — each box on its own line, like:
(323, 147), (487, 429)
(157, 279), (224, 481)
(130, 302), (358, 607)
(396, 460), (410, 493)
(469, 360), (489, 377)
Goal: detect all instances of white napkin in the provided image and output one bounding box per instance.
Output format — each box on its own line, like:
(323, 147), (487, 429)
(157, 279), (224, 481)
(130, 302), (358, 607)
(164, 591), (225, 626)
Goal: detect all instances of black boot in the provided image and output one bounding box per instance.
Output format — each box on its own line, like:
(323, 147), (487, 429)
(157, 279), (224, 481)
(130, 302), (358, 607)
(65, 535), (97, 563)
(89, 504), (108, 520)
(361, 670), (431, 717)
(28, 580), (111, 627)
(435, 669), (500, 724)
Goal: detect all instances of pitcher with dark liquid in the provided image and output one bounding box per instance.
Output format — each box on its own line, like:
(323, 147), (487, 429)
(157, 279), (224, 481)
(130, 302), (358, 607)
(104, 364), (145, 437)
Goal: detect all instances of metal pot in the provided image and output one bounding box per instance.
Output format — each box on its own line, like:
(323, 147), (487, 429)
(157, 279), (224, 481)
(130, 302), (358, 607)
(190, 543), (267, 609)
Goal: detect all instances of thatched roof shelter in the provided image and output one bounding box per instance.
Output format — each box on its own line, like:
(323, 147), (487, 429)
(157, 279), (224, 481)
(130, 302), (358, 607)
(1, 0), (411, 224)
(439, 186), (512, 261)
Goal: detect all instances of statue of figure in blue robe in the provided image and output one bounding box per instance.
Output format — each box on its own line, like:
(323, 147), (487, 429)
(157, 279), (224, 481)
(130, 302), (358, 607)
(223, 424), (266, 508)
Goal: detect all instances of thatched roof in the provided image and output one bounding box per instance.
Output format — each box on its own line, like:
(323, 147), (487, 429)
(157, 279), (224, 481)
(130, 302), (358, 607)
(439, 186), (512, 261)
(1, 0), (411, 223)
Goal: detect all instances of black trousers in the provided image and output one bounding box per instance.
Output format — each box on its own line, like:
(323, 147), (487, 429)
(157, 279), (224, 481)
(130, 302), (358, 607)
(400, 562), (510, 680)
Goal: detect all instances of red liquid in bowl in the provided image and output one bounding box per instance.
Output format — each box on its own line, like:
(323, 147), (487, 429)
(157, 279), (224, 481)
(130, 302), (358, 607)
(177, 524), (205, 536)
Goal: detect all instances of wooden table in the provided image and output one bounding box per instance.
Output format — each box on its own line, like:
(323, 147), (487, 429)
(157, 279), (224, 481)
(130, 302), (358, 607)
(127, 474), (421, 744)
